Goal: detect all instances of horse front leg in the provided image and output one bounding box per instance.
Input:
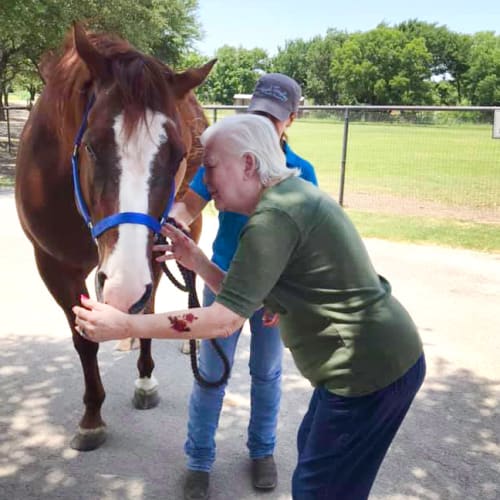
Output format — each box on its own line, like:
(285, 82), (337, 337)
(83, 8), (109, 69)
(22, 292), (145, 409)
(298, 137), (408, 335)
(34, 247), (106, 451)
(133, 338), (160, 409)
(132, 269), (160, 410)
(71, 327), (107, 450)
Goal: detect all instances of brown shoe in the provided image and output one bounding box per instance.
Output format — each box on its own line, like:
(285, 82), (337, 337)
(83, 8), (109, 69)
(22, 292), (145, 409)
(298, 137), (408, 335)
(184, 470), (210, 500)
(251, 455), (277, 490)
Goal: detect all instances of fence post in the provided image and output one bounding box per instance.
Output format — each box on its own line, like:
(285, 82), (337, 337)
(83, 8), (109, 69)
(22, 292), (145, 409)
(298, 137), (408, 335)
(213, 108), (217, 123)
(338, 108), (349, 206)
(6, 107), (12, 154)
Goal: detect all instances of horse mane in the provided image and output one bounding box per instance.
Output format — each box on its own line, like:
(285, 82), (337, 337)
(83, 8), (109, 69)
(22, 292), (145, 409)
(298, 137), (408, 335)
(43, 29), (176, 139)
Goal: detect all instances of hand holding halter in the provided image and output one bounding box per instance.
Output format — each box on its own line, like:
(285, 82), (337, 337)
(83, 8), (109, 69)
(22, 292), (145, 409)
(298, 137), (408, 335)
(154, 221), (204, 273)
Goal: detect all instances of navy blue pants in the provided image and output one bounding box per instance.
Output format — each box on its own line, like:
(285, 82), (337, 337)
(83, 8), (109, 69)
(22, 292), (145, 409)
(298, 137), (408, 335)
(292, 354), (426, 499)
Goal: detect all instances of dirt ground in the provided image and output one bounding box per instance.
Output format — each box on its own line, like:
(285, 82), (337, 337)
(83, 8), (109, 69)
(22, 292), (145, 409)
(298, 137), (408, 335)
(1, 109), (499, 498)
(1, 189), (499, 499)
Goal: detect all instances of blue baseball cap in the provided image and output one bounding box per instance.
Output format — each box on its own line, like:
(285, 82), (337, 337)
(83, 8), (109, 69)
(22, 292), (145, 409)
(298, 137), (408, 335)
(248, 73), (301, 121)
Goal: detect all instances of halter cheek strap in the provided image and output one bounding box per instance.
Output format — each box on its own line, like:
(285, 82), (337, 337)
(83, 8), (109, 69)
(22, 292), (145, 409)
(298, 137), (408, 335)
(71, 96), (176, 239)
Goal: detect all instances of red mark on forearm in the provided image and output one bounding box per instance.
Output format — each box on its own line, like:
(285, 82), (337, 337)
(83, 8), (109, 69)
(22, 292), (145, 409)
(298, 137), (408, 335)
(168, 313), (198, 332)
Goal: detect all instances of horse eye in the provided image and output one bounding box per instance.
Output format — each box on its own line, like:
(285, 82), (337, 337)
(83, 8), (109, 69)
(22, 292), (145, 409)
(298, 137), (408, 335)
(84, 143), (97, 161)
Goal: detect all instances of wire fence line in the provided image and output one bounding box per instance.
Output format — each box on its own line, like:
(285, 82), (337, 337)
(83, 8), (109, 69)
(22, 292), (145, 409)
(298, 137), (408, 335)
(206, 105), (500, 225)
(2, 105), (499, 225)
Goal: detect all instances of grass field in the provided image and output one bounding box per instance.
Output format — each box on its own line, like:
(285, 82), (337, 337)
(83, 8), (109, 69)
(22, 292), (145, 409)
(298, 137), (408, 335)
(283, 118), (500, 253)
(347, 210), (500, 253)
(288, 119), (500, 209)
(3, 106), (500, 252)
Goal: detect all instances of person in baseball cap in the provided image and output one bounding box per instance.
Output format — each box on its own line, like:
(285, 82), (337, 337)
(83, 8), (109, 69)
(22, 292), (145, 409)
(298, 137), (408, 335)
(248, 73), (302, 123)
(163, 72), (317, 500)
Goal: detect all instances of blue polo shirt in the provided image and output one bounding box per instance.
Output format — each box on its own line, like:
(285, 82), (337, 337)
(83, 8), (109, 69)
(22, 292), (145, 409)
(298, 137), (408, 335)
(190, 142), (318, 271)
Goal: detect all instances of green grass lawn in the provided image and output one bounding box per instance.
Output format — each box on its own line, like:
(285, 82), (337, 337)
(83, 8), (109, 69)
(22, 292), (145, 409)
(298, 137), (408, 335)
(288, 119), (500, 210)
(4, 109), (499, 252)
(347, 210), (500, 253)
(286, 119), (500, 253)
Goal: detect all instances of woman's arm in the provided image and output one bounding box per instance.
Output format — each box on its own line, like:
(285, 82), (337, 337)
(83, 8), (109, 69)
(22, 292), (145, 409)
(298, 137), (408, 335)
(73, 297), (245, 343)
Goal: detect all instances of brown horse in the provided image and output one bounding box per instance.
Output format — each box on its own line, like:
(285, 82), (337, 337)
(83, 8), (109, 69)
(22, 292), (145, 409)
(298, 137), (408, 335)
(15, 23), (214, 451)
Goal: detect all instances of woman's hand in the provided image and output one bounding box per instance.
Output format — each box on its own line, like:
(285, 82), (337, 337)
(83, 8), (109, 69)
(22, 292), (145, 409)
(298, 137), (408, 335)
(153, 222), (205, 272)
(72, 296), (131, 343)
(263, 309), (280, 327)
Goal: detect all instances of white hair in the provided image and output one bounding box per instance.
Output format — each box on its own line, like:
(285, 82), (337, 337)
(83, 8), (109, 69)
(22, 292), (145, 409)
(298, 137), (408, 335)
(200, 114), (299, 186)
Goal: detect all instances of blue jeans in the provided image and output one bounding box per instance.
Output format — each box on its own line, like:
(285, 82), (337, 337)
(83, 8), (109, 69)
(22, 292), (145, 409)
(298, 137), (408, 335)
(292, 354), (426, 500)
(185, 286), (283, 472)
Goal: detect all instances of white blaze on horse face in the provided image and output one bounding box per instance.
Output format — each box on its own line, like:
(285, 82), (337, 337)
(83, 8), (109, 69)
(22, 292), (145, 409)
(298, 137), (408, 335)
(100, 110), (169, 312)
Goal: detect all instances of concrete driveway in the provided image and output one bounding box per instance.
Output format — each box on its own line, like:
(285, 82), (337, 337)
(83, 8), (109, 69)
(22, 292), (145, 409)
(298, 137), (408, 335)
(1, 188), (499, 499)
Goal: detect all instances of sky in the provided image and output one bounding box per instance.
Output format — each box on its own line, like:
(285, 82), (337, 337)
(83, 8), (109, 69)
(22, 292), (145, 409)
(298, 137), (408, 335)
(194, 0), (500, 56)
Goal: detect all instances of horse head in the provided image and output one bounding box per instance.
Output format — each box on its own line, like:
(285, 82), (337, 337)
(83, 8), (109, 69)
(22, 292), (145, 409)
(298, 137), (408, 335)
(72, 23), (214, 314)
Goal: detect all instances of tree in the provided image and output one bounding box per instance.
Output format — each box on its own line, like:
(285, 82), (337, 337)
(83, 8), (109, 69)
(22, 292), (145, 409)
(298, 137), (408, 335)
(331, 25), (433, 105)
(13, 60), (44, 105)
(464, 32), (500, 106)
(397, 20), (472, 102)
(272, 38), (311, 90)
(203, 45), (269, 104)
(306, 30), (348, 104)
(0, 0), (201, 112)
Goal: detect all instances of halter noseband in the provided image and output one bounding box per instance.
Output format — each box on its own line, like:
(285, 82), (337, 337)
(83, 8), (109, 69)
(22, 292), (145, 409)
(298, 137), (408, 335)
(71, 96), (175, 239)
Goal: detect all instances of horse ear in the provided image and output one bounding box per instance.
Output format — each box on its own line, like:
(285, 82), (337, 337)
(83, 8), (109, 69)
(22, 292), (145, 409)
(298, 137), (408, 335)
(172, 59), (216, 98)
(73, 22), (111, 84)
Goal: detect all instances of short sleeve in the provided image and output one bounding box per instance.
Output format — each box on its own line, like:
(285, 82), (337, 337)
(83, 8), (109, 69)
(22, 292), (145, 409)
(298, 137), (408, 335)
(189, 166), (212, 201)
(298, 159), (318, 186)
(215, 209), (300, 317)
(283, 142), (318, 186)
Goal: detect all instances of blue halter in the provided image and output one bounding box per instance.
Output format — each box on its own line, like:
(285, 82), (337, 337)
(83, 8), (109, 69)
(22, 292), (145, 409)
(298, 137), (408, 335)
(71, 96), (176, 239)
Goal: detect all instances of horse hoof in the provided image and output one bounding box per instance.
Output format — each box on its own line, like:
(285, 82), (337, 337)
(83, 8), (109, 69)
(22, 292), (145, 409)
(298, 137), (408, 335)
(180, 339), (199, 355)
(133, 388), (160, 409)
(180, 339), (191, 354)
(70, 426), (107, 451)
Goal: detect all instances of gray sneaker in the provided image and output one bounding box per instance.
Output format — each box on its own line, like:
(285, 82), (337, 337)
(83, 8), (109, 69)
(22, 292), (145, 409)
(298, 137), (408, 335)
(251, 455), (277, 490)
(184, 470), (210, 500)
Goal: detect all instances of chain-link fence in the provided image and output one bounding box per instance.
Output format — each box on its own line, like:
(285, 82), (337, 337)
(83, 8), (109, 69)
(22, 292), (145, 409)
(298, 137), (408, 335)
(2, 105), (499, 225)
(0, 107), (30, 184)
(206, 105), (500, 225)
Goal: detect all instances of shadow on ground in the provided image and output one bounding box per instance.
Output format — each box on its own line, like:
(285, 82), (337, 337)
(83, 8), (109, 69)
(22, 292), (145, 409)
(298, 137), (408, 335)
(372, 355), (499, 500)
(0, 332), (306, 499)
(0, 331), (498, 499)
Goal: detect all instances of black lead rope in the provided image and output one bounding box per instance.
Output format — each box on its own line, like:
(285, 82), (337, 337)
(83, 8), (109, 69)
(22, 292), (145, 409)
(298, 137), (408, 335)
(157, 218), (231, 388)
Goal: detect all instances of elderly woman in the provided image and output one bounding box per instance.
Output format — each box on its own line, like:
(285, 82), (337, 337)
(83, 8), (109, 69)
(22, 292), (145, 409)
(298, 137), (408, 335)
(73, 114), (425, 500)
(171, 74), (318, 500)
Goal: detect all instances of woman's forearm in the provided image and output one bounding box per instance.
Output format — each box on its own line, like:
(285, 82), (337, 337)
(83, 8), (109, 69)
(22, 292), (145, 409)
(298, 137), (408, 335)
(195, 255), (226, 294)
(129, 302), (245, 340)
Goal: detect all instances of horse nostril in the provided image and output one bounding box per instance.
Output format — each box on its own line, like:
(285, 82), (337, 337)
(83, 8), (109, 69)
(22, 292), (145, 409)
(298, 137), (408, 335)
(129, 283), (153, 314)
(95, 271), (108, 301)
(97, 271), (107, 289)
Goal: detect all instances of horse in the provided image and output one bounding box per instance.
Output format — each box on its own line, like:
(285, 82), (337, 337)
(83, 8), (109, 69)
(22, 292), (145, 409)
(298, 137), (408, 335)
(15, 23), (214, 451)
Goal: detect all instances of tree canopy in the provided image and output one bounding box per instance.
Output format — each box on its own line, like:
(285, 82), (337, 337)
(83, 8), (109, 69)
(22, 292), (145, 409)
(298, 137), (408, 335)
(2, 8), (500, 107)
(185, 22), (500, 106)
(0, 0), (201, 106)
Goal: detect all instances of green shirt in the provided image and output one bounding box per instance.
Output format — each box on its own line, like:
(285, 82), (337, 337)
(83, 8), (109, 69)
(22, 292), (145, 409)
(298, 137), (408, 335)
(216, 177), (423, 397)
